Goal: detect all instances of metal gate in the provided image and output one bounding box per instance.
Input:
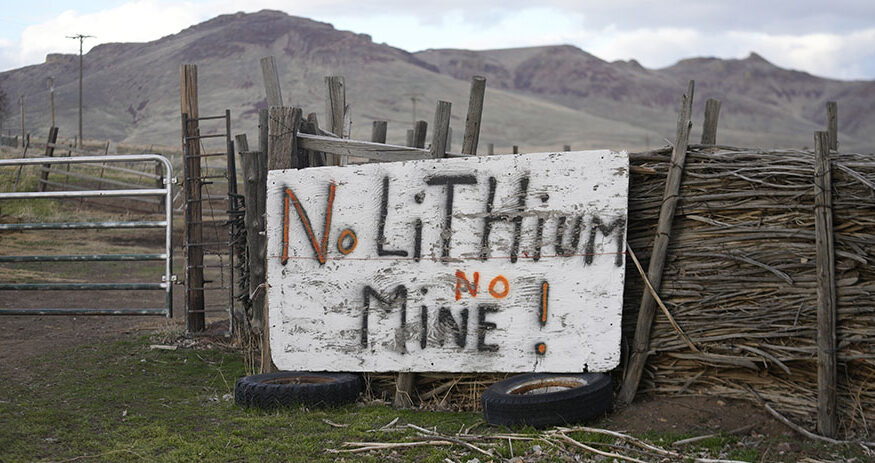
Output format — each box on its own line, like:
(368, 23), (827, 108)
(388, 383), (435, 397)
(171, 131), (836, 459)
(0, 154), (174, 316)
(181, 110), (242, 333)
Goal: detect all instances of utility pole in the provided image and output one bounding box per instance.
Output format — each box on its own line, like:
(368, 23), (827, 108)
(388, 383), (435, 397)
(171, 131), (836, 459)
(403, 92), (424, 126)
(46, 77), (55, 127)
(67, 34), (93, 148)
(19, 95), (24, 148)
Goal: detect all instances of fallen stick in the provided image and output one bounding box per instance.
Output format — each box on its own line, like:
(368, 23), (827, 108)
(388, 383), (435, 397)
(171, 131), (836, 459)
(627, 242), (700, 353)
(555, 433), (649, 463)
(327, 440), (453, 454)
(407, 424), (494, 457)
(671, 424), (755, 447)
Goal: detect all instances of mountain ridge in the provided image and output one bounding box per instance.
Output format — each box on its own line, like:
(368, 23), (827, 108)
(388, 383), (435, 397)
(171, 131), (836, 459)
(0, 9), (870, 152)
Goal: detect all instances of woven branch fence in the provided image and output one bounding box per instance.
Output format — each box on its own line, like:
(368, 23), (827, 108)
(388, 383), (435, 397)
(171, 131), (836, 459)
(623, 144), (874, 438)
(367, 144), (875, 438)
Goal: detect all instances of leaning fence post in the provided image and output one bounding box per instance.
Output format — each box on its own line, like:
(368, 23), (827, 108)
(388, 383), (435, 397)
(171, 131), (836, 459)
(700, 98), (721, 145)
(37, 126), (59, 192)
(462, 76), (486, 155)
(619, 80), (695, 404)
(260, 56), (283, 107)
(814, 131), (838, 437)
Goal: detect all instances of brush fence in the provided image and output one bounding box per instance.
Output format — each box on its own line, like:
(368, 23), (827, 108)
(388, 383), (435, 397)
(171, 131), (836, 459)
(265, 150), (629, 373)
(624, 145), (874, 437)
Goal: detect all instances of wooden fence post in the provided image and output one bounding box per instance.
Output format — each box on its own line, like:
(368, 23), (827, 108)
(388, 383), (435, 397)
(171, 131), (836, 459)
(258, 106), (300, 374)
(430, 101), (451, 158)
(462, 76), (486, 155)
(406, 129), (414, 147)
(259, 109), (268, 162)
(619, 80), (695, 404)
(267, 106), (301, 170)
(512, 145), (518, 154)
(37, 126), (59, 192)
(260, 56), (283, 107)
(241, 147), (270, 371)
(325, 76), (346, 165)
(487, 143), (494, 155)
(826, 102), (838, 151)
(371, 121), (387, 143)
(814, 131), (838, 437)
(394, 101), (451, 407)
(701, 98), (721, 145)
(412, 120), (428, 149)
(180, 63), (205, 333)
(563, 145), (571, 152)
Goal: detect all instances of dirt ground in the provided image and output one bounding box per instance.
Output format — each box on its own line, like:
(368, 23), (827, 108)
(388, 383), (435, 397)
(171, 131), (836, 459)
(0, 213), (803, 458)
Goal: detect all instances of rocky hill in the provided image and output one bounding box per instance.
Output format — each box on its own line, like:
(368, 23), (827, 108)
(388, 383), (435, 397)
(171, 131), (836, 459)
(0, 10), (871, 153)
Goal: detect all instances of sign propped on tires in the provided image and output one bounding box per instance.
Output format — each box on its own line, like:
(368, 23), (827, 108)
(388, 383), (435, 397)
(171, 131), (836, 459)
(265, 150), (629, 372)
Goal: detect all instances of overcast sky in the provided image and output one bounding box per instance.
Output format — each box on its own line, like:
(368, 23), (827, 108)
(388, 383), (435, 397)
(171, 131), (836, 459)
(1, 0), (874, 80)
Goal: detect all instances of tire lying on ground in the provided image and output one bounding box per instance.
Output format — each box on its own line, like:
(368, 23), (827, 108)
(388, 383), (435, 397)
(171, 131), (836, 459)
(234, 372), (362, 409)
(481, 373), (612, 427)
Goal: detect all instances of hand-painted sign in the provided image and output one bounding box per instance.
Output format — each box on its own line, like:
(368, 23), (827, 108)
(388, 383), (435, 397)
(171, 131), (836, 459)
(266, 150), (628, 372)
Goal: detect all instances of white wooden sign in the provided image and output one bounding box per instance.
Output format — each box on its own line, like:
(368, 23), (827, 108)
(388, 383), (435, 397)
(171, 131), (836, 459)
(266, 150), (629, 372)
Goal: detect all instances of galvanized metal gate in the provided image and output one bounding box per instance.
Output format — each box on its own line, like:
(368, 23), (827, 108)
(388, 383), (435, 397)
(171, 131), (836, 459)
(0, 154), (175, 316)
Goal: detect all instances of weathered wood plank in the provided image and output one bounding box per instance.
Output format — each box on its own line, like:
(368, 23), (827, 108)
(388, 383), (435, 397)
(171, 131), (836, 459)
(265, 150), (629, 373)
(260, 56), (283, 107)
(298, 133), (431, 162)
(826, 101), (838, 151)
(619, 80), (695, 404)
(430, 101), (452, 158)
(462, 76), (486, 156)
(814, 131), (838, 437)
(701, 98), (721, 145)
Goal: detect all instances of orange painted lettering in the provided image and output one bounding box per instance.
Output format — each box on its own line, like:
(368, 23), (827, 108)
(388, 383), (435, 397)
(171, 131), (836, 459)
(454, 270), (479, 301)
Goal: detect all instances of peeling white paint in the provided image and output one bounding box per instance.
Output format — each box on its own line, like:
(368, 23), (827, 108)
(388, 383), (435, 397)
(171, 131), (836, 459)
(266, 150), (629, 372)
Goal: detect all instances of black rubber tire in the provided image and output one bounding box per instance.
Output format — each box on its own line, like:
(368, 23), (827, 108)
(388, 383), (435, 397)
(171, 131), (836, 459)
(234, 371), (362, 409)
(481, 373), (612, 428)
